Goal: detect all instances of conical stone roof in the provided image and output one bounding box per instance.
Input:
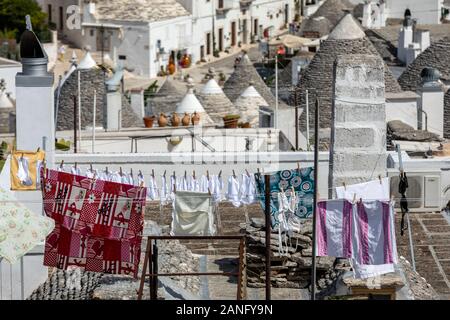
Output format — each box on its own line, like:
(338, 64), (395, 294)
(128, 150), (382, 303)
(223, 55), (289, 110)
(235, 86), (268, 127)
(197, 79), (238, 123)
(299, 0), (355, 37)
(398, 38), (450, 92)
(291, 14), (402, 132)
(148, 77), (184, 115)
(176, 81), (214, 125)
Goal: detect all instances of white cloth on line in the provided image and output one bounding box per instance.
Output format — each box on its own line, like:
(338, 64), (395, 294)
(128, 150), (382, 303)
(17, 156), (33, 186)
(160, 175), (169, 205)
(70, 166), (82, 176)
(335, 178), (397, 279)
(85, 169), (97, 179)
(227, 175), (241, 207)
(147, 175), (159, 200)
(171, 191), (216, 236)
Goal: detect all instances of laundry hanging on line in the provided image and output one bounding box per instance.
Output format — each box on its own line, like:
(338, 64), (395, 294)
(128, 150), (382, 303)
(0, 186), (54, 264)
(316, 199), (398, 278)
(57, 164), (258, 207)
(335, 177), (398, 279)
(254, 167), (315, 228)
(10, 149), (46, 191)
(41, 169), (147, 277)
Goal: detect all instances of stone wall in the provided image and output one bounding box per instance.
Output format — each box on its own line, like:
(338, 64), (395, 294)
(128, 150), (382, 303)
(0, 109), (15, 134)
(246, 218), (335, 289)
(329, 54), (387, 195)
(444, 89), (450, 139)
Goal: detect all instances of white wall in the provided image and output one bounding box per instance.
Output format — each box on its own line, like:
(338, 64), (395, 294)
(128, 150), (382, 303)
(0, 61), (21, 99)
(386, 99), (418, 129)
(386, 0), (443, 25)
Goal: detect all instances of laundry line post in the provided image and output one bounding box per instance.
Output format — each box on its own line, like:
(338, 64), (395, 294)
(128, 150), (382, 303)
(73, 95), (78, 153)
(264, 174), (271, 300)
(92, 90), (96, 153)
(310, 98), (320, 301)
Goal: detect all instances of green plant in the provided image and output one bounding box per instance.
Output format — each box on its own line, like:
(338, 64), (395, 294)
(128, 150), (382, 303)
(213, 49), (220, 58)
(55, 139), (71, 151)
(0, 28), (17, 40)
(219, 72), (226, 82)
(223, 114), (240, 120)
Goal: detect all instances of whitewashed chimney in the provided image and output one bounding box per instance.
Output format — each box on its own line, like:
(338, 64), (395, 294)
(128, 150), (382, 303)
(105, 68), (124, 131)
(406, 43), (421, 66)
(15, 17), (55, 166)
(130, 89), (145, 118)
(414, 29), (430, 53)
(418, 68), (445, 137)
(398, 16), (413, 63)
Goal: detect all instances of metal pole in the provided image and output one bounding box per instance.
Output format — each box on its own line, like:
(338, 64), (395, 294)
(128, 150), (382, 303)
(306, 90), (310, 150)
(294, 89), (299, 150)
(264, 174), (271, 300)
(406, 213), (416, 271)
(73, 96), (78, 153)
(92, 90), (96, 153)
(310, 98), (319, 300)
(275, 54), (279, 129)
(151, 240), (158, 300)
(20, 257), (24, 300)
(78, 70), (82, 149)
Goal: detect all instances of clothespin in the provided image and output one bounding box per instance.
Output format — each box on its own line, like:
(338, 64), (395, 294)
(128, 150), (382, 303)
(74, 162), (78, 169)
(297, 162), (301, 173)
(257, 168), (260, 174)
(173, 171), (176, 178)
(206, 170), (210, 180)
(184, 170), (187, 179)
(90, 163), (93, 171)
(218, 170), (222, 178)
(151, 169), (155, 178)
(20, 153), (24, 160)
(130, 168), (134, 177)
(163, 170), (166, 177)
(60, 160), (64, 169)
(245, 169), (250, 177)
(343, 181), (347, 190)
(105, 166), (109, 175)
(119, 167), (123, 176)
(36, 147), (40, 153)
(378, 174), (382, 184)
(193, 170), (196, 179)
(232, 169), (236, 178)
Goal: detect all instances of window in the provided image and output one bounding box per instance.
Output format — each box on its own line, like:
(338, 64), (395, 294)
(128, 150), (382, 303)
(218, 0), (224, 9)
(59, 6), (64, 30)
(90, 29), (95, 37)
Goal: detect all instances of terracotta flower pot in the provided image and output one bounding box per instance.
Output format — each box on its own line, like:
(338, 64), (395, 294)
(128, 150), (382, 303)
(182, 113), (191, 126)
(171, 113), (181, 127)
(158, 113), (168, 127)
(241, 122), (251, 128)
(143, 116), (155, 128)
(191, 112), (201, 126)
(223, 117), (239, 129)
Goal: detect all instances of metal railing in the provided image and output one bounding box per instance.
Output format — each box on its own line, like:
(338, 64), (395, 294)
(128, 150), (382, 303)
(137, 235), (247, 300)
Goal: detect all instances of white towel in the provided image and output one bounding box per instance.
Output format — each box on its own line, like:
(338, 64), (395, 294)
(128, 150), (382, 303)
(147, 176), (159, 201)
(171, 191), (215, 236)
(17, 156), (33, 186)
(70, 166), (82, 176)
(227, 175), (240, 207)
(335, 178), (397, 279)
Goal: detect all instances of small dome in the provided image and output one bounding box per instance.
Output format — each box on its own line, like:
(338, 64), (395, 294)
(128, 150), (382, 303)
(420, 67), (441, 83)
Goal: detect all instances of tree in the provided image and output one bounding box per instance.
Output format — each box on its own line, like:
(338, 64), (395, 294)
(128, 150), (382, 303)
(0, 0), (47, 40)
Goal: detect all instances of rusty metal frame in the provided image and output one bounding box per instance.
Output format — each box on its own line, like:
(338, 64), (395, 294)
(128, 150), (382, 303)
(137, 235), (246, 300)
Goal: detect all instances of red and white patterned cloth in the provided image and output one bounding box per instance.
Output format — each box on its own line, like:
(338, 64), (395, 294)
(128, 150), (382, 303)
(42, 169), (147, 277)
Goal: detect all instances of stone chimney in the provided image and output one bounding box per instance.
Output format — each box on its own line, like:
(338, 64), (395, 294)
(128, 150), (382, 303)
(15, 16), (55, 166)
(130, 89), (145, 118)
(417, 67), (445, 137)
(105, 68), (124, 131)
(329, 54), (386, 197)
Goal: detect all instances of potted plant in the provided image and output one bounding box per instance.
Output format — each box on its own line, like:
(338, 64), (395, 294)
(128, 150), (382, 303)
(143, 115), (156, 128)
(223, 114), (240, 129)
(239, 122), (251, 128)
(218, 72), (226, 85)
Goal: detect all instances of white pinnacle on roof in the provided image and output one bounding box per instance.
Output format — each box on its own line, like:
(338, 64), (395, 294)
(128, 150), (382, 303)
(175, 79), (214, 125)
(201, 79), (224, 95)
(240, 85), (267, 99)
(0, 91), (14, 109)
(77, 51), (97, 70)
(328, 13), (366, 40)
